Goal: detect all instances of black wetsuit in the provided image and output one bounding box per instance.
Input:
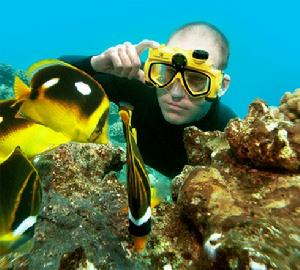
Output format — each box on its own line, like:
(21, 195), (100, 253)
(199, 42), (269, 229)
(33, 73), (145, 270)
(60, 56), (237, 178)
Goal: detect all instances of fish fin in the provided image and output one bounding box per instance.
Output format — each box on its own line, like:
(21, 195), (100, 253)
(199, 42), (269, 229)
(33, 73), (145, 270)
(0, 232), (20, 242)
(14, 76), (30, 101)
(150, 187), (161, 208)
(14, 104), (35, 121)
(119, 110), (129, 126)
(0, 232), (21, 256)
(132, 127), (137, 142)
(119, 104), (137, 141)
(26, 59), (77, 79)
(119, 102), (134, 124)
(0, 99), (19, 117)
(132, 235), (148, 253)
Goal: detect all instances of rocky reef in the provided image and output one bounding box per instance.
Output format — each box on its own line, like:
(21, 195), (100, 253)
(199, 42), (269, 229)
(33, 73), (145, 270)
(225, 99), (300, 171)
(2, 60), (300, 270)
(279, 88), (300, 123)
(7, 96), (298, 270)
(8, 143), (202, 270)
(177, 96), (300, 269)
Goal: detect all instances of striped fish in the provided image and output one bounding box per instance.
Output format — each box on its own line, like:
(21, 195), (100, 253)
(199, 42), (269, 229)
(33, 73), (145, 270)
(0, 147), (42, 256)
(119, 104), (151, 253)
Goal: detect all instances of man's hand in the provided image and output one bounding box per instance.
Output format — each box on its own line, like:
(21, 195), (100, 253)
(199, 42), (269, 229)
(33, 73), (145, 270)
(91, 39), (159, 82)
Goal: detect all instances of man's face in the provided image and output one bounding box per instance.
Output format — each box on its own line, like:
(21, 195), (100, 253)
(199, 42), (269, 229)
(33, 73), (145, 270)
(157, 31), (222, 125)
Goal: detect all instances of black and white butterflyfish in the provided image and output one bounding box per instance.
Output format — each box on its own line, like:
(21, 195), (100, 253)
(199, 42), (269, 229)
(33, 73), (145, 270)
(0, 99), (69, 163)
(13, 59), (109, 144)
(0, 147), (42, 256)
(119, 104), (152, 253)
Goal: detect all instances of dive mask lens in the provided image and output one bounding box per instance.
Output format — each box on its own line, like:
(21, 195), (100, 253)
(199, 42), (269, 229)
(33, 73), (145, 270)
(149, 63), (177, 87)
(148, 53), (187, 88)
(183, 70), (211, 96)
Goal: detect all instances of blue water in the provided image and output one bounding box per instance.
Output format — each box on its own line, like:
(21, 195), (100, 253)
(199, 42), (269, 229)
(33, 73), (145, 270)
(1, 0), (299, 117)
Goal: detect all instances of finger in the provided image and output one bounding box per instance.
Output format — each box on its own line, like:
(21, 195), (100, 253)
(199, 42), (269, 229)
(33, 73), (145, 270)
(124, 42), (141, 79)
(108, 48), (123, 75)
(136, 69), (145, 83)
(116, 44), (133, 77)
(135, 39), (160, 55)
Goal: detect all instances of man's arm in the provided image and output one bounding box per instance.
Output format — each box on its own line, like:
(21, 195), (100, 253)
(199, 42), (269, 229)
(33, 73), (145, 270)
(59, 40), (159, 104)
(60, 40), (159, 82)
(59, 55), (96, 76)
(59, 54), (156, 105)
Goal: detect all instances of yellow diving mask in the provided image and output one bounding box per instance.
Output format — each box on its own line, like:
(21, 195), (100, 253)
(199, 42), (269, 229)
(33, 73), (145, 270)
(144, 45), (224, 99)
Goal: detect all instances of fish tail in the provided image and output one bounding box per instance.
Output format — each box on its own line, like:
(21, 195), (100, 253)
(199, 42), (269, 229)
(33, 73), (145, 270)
(132, 235), (148, 253)
(14, 76), (31, 101)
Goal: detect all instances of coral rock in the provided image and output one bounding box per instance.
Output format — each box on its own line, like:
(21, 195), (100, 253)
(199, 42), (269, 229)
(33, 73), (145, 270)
(0, 63), (27, 99)
(9, 142), (208, 270)
(279, 88), (300, 123)
(179, 124), (300, 269)
(225, 99), (300, 171)
(13, 142), (132, 269)
(183, 126), (229, 167)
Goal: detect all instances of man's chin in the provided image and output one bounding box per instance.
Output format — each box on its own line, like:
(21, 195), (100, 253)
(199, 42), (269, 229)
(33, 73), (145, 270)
(162, 112), (188, 125)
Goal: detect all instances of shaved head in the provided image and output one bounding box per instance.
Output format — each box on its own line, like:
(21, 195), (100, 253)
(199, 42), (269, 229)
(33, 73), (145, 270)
(167, 22), (230, 70)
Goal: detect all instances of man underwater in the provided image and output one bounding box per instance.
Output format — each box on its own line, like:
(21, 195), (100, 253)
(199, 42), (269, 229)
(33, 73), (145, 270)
(60, 22), (237, 178)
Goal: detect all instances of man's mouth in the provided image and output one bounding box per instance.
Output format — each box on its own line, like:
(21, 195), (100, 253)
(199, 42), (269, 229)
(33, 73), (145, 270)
(166, 102), (187, 111)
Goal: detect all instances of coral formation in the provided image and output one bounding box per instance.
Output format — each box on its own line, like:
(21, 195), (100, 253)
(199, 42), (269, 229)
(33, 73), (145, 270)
(108, 102), (126, 147)
(12, 109), (298, 269)
(12, 142), (131, 269)
(8, 143), (204, 270)
(2, 61), (299, 269)
(0, 64), (16, 86)
(0, 64), (27, 99)
(225, 99), (300, 171)
(279, 88), (300, 123)
(173, 97), (300, 269)
(174, 161), (300, 269)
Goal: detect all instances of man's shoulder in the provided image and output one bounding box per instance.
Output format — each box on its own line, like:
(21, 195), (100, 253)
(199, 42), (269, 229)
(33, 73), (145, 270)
(215, 100), (237, 119)
(212, 100), (237, 130)
(195, 100), (237, 131)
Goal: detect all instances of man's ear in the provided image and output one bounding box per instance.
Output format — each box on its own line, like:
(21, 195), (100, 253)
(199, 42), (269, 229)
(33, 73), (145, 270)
(217, 74), (231, 97)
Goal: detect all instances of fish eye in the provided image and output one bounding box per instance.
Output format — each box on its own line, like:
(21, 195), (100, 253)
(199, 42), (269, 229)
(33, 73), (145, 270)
(75, 81), (91, 95)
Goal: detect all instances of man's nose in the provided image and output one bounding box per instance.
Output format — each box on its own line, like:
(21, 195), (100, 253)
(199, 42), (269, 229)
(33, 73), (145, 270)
(169, 79), (185, 100)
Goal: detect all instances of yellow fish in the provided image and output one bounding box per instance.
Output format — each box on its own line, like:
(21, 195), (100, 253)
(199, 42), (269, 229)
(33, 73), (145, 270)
(14, 59), (109, 144)
(0, 99), (69, 163)
(119, 104), (152, 253)
(0, 147), (42, 256)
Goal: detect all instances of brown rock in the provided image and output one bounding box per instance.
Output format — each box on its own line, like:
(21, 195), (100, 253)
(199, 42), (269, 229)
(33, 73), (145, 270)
(225, 99), (300, 171)
(179, 121), (300, 269)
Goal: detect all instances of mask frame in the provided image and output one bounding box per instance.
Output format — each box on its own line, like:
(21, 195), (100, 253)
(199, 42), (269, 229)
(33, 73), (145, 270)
(144, 45), (224, 99)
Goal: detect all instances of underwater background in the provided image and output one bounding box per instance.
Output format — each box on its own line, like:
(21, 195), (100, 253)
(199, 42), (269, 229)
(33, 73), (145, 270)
(1, 1), (300, 269)
(1, 0), (300, 118)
